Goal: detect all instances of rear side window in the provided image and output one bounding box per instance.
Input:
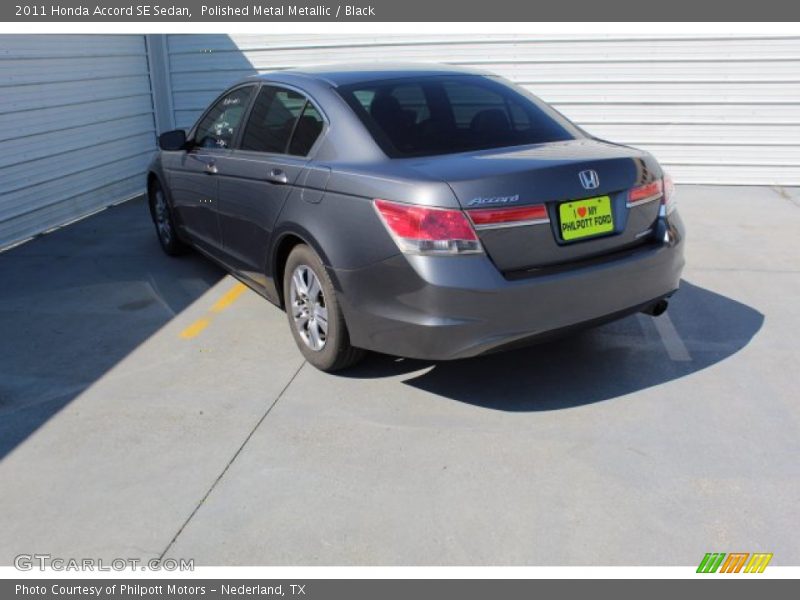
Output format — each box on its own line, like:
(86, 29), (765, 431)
(338, 75), (580, 157)
(194, 86), (254, 149)
(241, 85), (323, 156)
(289, 103), (324, 156)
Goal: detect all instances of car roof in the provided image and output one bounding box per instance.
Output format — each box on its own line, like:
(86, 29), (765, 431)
(247, 63), (491, 87)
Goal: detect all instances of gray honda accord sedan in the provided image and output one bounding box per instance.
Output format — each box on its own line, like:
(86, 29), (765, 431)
(147, 64), (685, 371)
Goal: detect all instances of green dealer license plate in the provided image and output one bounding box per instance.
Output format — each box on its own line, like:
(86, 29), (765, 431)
(558, 196), (614, 241)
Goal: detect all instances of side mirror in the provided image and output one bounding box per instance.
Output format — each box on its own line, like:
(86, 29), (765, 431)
(158, 129), (187, 151)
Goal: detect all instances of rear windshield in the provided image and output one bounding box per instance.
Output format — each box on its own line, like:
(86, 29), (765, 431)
(337, 75), (581, 158)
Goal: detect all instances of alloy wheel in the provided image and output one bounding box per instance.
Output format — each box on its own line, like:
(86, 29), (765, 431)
(289, 264), (329, 351)
(154, 188), (172, 245)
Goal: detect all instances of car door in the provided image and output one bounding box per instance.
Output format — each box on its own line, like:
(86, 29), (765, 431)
(166, 85), (255, 254)
(214, 84), (326, 285)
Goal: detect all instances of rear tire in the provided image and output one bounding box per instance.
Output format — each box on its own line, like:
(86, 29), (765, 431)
(283, 244), (364, 372)
(150, 181), (188, 256)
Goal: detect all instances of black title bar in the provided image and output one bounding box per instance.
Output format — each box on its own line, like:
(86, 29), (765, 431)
(4, 0), (800, 21)
(4, 579), (797, 600)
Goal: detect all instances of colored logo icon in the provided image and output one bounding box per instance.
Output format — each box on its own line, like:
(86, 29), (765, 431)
(697, 552), (773, 573)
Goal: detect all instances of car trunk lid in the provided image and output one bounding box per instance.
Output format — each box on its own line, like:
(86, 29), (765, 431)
(405, 139), (663, 272)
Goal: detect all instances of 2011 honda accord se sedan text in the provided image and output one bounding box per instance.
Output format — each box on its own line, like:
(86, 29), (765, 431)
(147, 64), (685, 372)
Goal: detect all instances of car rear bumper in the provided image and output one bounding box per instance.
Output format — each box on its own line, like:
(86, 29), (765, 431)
(334, 212), (686, 361)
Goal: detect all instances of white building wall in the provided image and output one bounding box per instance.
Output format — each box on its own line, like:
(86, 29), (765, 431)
(166, 33), (800, 186)
(0, 35), (157, 249)
(1, 33), (797, 249)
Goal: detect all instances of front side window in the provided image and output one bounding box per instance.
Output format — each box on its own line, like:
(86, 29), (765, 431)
(194, 86), (254, 149)
(338, 75), (581, 157)
(241, 86), (324, 156)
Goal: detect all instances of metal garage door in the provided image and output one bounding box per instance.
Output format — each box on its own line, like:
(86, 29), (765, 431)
(165, 34), (800, 186)
(0, 35), (157, 249)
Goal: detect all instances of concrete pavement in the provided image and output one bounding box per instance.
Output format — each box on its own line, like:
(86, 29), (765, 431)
(0, 185), (798, 565)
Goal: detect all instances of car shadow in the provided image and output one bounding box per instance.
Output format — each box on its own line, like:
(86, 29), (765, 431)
(0, 197), (225, 459)
(341, 280), (764, 411)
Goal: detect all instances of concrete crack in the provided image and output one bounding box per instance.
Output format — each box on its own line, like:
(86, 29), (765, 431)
(158, 360), (307, 560)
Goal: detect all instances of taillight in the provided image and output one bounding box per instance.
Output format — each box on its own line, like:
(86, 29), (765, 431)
(373, 199), (482, 255)
(467, 204), (549, 228)
(628, 180), (664, 206)
(661, 173), (676, 215)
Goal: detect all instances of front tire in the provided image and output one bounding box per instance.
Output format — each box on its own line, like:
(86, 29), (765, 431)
(283, 244), (364, 372)
(150, 181), (188, 256)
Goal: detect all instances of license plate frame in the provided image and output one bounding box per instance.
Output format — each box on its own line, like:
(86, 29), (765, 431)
(558, 195), (614, 242)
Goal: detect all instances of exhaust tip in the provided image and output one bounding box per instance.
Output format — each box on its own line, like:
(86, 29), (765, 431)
(641, 299), (669, 317)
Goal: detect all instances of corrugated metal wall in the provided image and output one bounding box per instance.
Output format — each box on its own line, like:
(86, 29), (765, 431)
(0, 35), (156, 248)
(1, 34), (797, 250)
(166, 34), (800, 186)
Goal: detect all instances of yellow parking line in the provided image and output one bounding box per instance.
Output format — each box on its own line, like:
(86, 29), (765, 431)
(180, 318), (210, 339)
(179, 282), (248, 340)
(210, 282), (247, 313)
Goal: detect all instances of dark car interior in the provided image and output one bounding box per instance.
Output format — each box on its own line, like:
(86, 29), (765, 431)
(343, 77), (578, 157)
(241, 87), (324, 156)
(192, 85), (324, 157)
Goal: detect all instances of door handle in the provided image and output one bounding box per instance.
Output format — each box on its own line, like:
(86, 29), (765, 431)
(266, 168), (288, 184)
(204, 161), (218, 175)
